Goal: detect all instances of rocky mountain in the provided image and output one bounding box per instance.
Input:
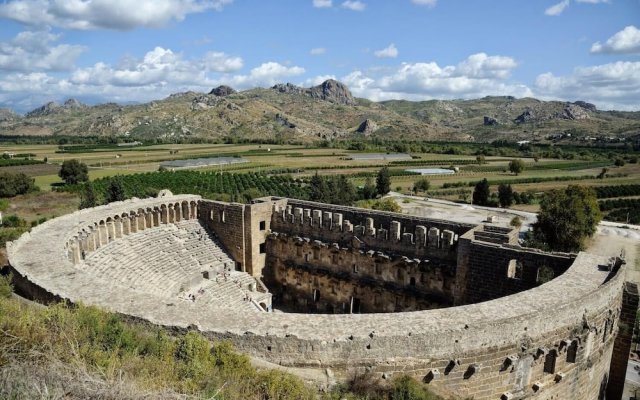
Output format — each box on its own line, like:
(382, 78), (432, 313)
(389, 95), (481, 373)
(210, 85), (236, 97)
(2, 81), (639, 143)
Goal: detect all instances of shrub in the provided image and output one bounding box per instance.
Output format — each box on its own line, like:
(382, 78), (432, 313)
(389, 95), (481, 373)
(59, 159), (89, 185)
(0, 172), (38, 197)
(510, 216), (522, 228)
(0, 274), (12, 298)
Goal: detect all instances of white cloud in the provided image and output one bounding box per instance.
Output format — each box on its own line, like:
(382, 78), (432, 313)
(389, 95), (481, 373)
(69, 47), (242, 88)
(203, 52), (244, 72)
(310, 47), (326, 55)
(411, 0), (437, 6)
(302, 75), (336, 87)
(0, 0), (233, 30)
(227, 62), (305, 88)
(312, 0), (332, 8)
(341, 1), (366, 11)
(374, 43), (398, 58)
(575, 0), (609, 3)
(0, 30), (86, 72)
(545, 0), (570, 16)
(591, 26), (640, 55)
(341, 53), (530, 102)
(534, 61), (640, 110)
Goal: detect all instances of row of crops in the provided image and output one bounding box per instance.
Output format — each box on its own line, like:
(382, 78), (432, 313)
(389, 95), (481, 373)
(62, 171), (310, 200)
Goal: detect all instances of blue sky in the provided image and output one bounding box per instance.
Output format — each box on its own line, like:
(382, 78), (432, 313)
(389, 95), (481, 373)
(0, 0), (639, 113)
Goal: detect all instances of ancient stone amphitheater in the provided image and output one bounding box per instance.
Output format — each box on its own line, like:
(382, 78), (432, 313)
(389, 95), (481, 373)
(7, 192), (637, 400)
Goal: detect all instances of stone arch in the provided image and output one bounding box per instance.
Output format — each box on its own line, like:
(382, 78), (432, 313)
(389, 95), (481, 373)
(543, 349), (557, 374)
(160, 204), (168, 224)
(507, 259), (524, 279)
(129, 211), (138, 233)
(566, 339), (579, 363)
(152, 207), (161, 227)
(181, 201), (190, 220)
(121, 212), (131, 235)
(174, 202), (182, 221)
(536, 265), (555, 284)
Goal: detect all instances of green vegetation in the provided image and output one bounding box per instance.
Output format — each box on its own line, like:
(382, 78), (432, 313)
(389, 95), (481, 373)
(472, 179), (490, 206)
(531, 185), (602, 252)
(508, 159), (525, 175)
(498, 184), (514, 208)
(58, 159), (89, 185)
(376, 167), (391, 196)
(356, 198), (402, 213)
(412, 178), (431, 194)
(0, 280), (447, 400)
(594, 184), (640, 199)
(599, 198), (640, 224)
(61, 170), (309, 203)
(105, 178), (126, 203)
(0, 172), (38, 197)
(308, 173), (358, 205)
(0, 158), (44, 167)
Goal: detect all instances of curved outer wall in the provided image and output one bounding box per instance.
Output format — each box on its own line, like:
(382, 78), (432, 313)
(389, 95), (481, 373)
(6, 195), (632, 400)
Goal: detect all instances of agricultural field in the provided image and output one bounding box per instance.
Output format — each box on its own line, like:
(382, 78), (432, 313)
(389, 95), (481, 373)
(1, 142), (639, 223)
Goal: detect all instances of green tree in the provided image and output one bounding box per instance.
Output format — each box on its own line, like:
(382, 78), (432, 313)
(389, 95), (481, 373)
(476, 155), (485, 165)
(361, 177), (377, 200)
(498, 184), (514, 208)
(614, 158), (625, 167)
(59, 159), (89, 185)
(105, 179), (125, 203)
(0, 172), (37, 197)
(472, 178), (490, 206)
(335, 175), (357, 205)
(309, 172), (328, 202)
(532, 185), (602, 252)
(376, 167), (391, 196)
(412, 178), (430, 194)
(79, 182), (98, 209)
(509, 159), (525, 175)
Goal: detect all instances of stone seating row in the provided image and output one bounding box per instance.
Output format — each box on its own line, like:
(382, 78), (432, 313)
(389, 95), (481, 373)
(81, 219), (236, 298)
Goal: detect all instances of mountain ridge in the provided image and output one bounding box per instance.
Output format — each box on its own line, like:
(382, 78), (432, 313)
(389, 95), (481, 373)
(2, 80), (639, 143)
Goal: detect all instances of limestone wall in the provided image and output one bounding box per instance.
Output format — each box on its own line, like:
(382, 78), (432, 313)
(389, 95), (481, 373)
(265, 233), (453, 313)
(270, 199), (470, 264)
(456, 228), (576, 305)
(198, 200), (245, 270)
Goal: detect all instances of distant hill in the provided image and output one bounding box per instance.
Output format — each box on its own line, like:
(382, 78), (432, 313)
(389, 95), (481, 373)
(1, 80), (639, 143)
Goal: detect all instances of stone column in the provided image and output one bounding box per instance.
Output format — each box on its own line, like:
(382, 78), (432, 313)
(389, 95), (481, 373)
(365, 218), (376, 236)
(415, 225), (427, 248)
(312, 210), (322, 227)
(428, 227), (440, 248)
(390, 221), (401, 241)
(332, 213), (343, 231)
(322, 211), (332, 229)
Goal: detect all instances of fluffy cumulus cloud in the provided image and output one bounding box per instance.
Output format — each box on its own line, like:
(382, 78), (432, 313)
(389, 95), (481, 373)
(312, 0), (332, 8)
(70, 47), (242, 87)
(374, 43), (398, 58)
(545, 0), (570, 16)
(411, 0), (437, 7)
(341, 1), (366, 11)
(0, 0), (233, 30)
(534, 61), (640, 110)
(227, 62), (305, 88)
(0, 30), (86, 72)
(341, 53), (532, 102)
(591, 26), (640, 55)
(0, 46), (248, 111)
